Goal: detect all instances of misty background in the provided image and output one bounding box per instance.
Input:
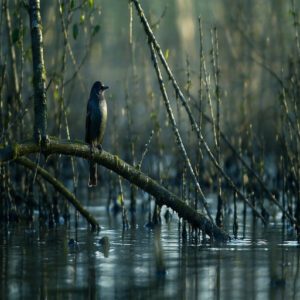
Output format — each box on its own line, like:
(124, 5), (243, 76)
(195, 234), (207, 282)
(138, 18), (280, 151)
(1, 0), (299, 183)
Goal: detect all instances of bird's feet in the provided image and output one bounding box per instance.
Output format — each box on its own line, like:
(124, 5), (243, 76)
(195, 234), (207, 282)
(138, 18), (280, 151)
(89, 144), (102, 158)
(97, 144), (103, 153)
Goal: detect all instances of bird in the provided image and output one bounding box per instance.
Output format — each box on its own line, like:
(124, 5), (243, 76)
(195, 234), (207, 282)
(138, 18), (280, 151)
(85, 81), (109, 187)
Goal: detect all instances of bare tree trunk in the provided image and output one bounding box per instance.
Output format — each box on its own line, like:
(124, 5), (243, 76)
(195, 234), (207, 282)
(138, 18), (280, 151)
(4, 0), (19, 98)
(28, 0), (47, 142)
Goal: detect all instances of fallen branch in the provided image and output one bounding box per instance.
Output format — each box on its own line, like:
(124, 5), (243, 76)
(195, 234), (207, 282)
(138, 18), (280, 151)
(0, 139), (230, 241)
(16, 156), (100, 230)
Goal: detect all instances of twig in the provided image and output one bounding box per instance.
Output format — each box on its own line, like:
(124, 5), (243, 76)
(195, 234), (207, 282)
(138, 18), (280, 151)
(118, 176), (129, 229)
(137, 129), (154, 170)
(211, 26), (223, 226)
(149, 41), (214, 223)
(58, 0), (78, 192)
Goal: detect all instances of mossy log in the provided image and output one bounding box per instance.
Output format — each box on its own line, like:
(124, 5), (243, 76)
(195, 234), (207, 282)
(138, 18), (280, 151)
(0, 139), (230, 241)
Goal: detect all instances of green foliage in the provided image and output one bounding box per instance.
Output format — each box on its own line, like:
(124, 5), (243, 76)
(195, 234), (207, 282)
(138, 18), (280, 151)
(89, 0), (94, 8)
(92, 24), (101, 37)
(12, 28), (20, 44)
(73, 23), (79, 40)
(53, 87), (60, 102)
(80, 13), (85, 24)
(164, 49), (169, 60)
(289, 9), (297, 18)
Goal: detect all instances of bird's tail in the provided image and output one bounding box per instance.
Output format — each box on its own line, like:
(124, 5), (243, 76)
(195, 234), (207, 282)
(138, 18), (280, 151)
(88, 162), (97, 187)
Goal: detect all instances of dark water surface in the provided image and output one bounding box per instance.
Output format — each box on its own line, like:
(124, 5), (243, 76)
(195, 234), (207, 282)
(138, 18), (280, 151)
(0, 197), (299, 300)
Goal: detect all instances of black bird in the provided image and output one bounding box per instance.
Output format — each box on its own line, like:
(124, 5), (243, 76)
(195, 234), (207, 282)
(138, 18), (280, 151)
(85, 81), (109, 187)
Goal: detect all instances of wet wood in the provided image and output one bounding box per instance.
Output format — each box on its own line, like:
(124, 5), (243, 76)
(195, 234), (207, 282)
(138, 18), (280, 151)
(0, 138), (230, 241)
(16, 156), (100, 230)
(29, 0), (47, 142)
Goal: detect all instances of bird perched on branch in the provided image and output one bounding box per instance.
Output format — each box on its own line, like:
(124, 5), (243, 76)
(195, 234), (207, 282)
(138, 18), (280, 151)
(85, 81), (109, 187)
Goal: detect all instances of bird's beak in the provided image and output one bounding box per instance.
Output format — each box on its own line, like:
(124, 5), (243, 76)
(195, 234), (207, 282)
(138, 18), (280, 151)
(102, 85), (109, 90)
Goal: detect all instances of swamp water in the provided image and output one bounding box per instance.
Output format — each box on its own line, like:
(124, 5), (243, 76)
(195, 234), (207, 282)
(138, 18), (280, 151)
(0, 190), (300, 300)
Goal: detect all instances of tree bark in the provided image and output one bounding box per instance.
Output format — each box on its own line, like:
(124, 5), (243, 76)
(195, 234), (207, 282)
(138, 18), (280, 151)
(4, 0), (20, 97)
(0, 138), (230, 241)
(29, 0), (47, 142)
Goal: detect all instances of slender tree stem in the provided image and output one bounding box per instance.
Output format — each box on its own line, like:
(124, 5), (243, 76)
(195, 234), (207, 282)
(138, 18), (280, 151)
(149, 41), (214, 223)
(28, 0), (47, 142)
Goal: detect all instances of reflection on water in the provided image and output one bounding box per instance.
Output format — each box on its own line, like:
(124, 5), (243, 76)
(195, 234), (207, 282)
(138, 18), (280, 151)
(0, 198), (299, 300)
